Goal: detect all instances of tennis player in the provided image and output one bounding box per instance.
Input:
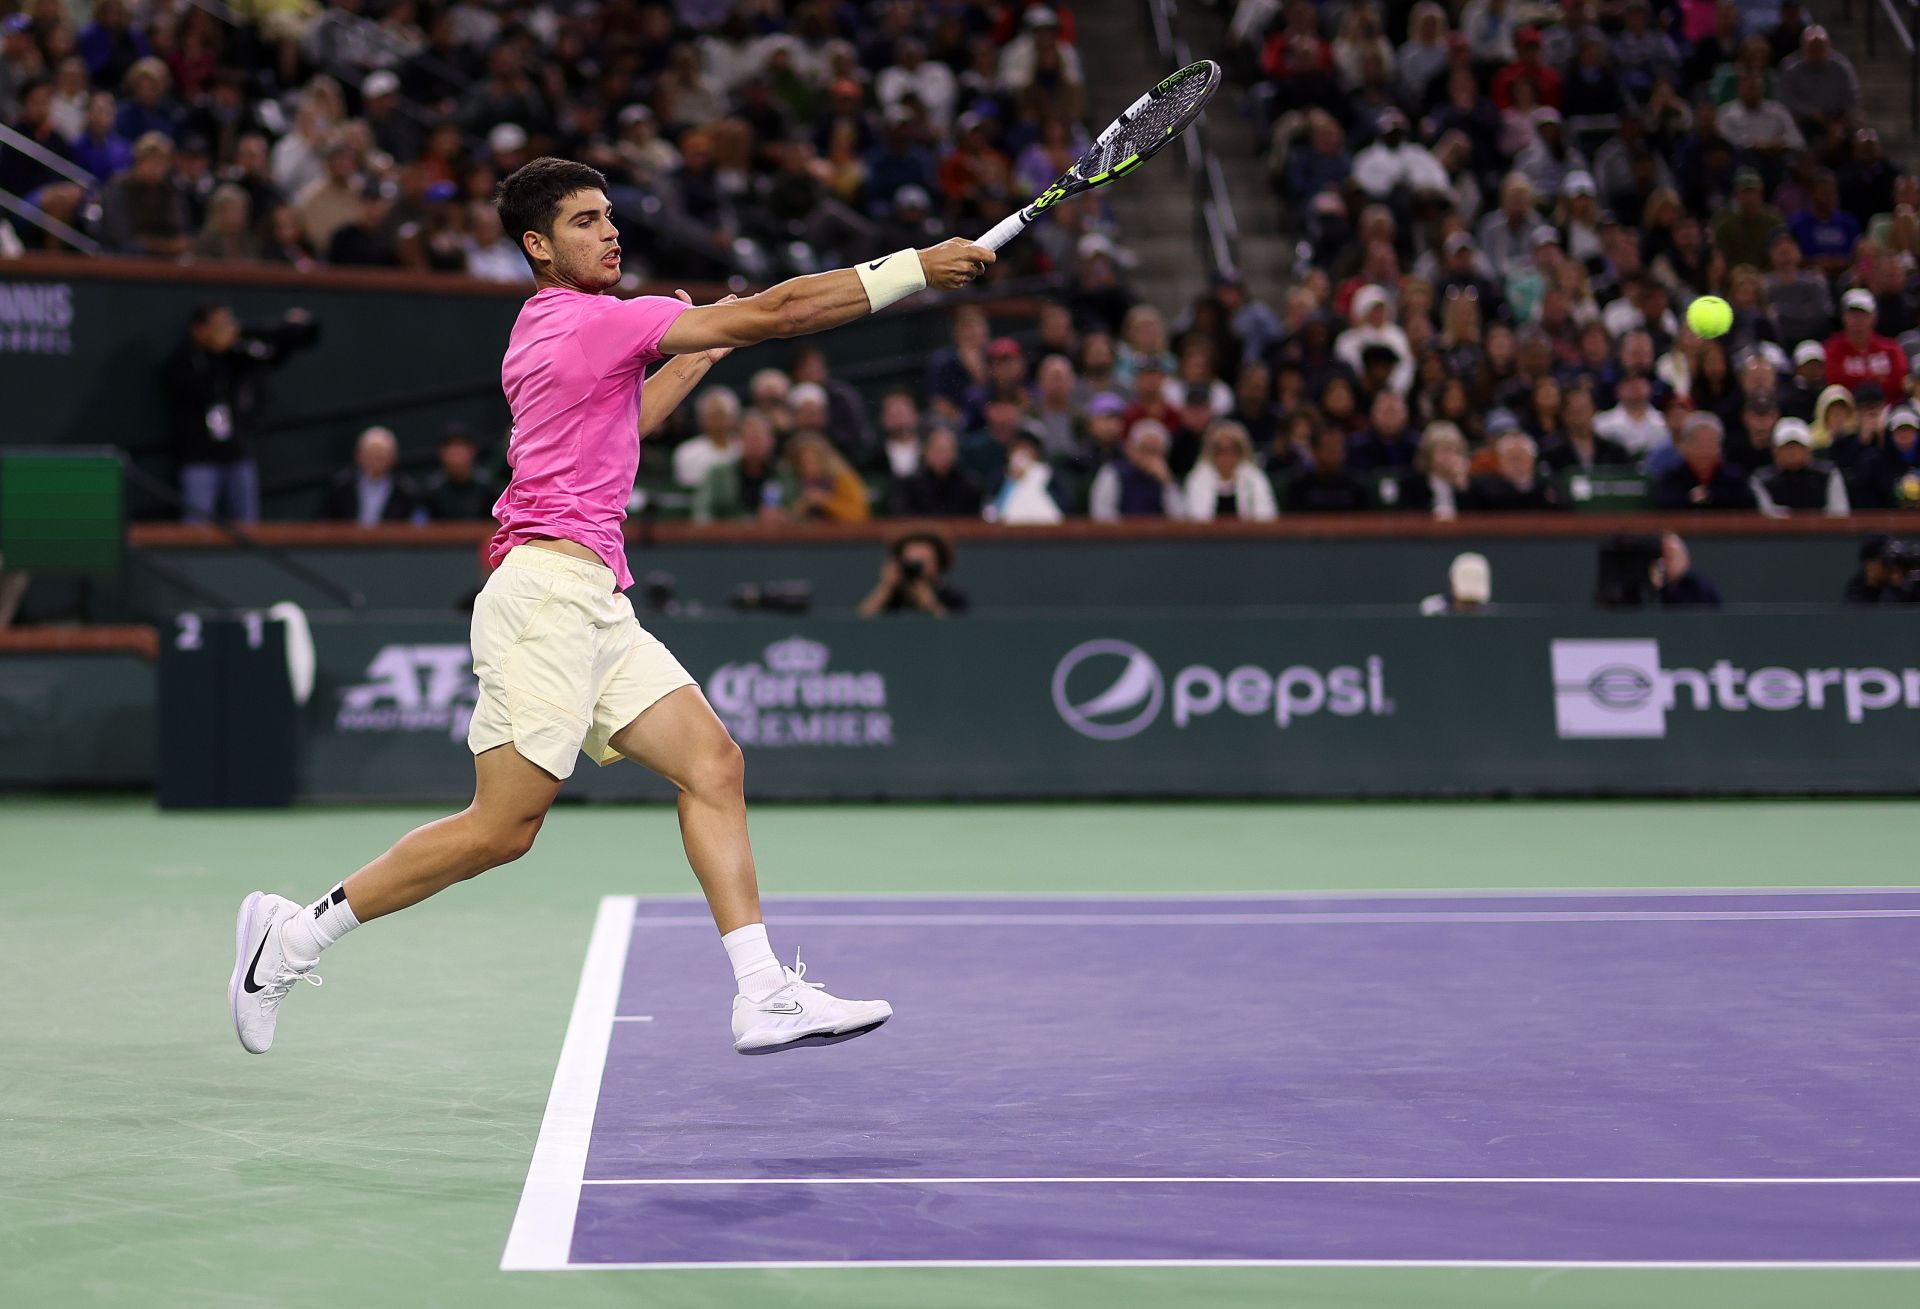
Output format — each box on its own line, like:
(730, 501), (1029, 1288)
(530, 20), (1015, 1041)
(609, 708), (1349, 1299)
(231, 157), (993, 1057)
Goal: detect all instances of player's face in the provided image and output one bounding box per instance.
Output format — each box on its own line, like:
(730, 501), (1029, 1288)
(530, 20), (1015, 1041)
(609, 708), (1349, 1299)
(539, 188), (622, 290)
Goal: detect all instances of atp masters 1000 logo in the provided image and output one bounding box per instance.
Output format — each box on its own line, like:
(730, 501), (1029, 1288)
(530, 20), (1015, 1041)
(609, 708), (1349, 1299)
(335, 644), (477, 741)
(707, 637), (893, 748)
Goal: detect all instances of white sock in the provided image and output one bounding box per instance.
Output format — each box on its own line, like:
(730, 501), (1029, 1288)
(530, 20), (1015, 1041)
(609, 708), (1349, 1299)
(721, 923), (786, 1000)
(280, 883), (361, 963)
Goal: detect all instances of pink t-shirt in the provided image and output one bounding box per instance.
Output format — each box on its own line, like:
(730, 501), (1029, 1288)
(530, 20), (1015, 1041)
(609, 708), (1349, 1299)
(488, 287), (689, 589)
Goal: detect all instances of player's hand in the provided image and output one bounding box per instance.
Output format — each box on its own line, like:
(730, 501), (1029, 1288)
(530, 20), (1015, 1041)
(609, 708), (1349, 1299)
(918, 238), (996, 290)
(674, 290), (740, 362)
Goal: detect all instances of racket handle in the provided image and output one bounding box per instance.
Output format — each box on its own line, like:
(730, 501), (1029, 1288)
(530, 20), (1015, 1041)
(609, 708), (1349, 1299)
(977, 212), (1029, 252)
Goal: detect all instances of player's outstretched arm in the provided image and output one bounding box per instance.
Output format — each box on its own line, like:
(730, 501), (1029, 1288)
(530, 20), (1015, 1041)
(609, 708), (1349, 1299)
(638, 291), (735, 438)
(657, 239), (993, 355)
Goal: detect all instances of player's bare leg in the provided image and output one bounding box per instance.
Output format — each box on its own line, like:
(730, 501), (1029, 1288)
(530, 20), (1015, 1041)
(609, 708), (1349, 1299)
(339, 744), (563, 921)
(229, 745), (560, 1053)
(608, 685), (760, 933)
(610, 685), (891, 1053)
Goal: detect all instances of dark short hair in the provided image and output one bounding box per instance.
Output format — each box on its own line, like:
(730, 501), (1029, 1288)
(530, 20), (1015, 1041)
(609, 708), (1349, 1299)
(890, 529), (953, 573)
(188, 300), (230, 329)
(493, 157), (608, 268)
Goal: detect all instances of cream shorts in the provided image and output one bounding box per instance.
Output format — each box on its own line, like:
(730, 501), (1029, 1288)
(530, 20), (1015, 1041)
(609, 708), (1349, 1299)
(466, 545), (695, 780)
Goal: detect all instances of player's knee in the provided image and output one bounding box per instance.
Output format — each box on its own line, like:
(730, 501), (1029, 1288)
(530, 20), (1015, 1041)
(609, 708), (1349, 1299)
(687, 735), (745, 799)
(474, 814), (542, 871)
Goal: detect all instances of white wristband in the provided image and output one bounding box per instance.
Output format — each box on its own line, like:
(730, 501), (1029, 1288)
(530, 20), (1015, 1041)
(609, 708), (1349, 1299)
(855, 249), (926, 313)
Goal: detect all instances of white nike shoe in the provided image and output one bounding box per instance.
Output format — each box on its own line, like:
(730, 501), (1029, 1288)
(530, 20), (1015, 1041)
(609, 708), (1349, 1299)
(732, 955), (892, 1055)
(229, 891), (321, 1054)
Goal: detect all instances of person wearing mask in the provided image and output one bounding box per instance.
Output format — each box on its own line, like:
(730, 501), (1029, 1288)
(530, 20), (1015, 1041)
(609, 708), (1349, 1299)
(1183, 421), (1278, 521)
(164, 302), (320, 524)
(983, 432), (1066, 525)
(1752, 417), (1849, 516)
(322, 426), (426, 525)
(1654, 412), (1758, 509)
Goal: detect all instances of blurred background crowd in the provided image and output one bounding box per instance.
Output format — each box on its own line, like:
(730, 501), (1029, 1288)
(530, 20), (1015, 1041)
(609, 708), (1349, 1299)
(4, 0), (1918, 533)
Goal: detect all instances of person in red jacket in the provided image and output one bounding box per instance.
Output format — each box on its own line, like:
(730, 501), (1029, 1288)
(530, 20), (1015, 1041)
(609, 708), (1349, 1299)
(1492, 28), (1564, 110)
(1825, 288), (1911, 399)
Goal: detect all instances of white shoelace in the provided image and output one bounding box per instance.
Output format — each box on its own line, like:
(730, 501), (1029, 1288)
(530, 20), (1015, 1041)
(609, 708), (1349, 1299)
(759, 954), (826, 1009)
(259, 965), (322, 1015)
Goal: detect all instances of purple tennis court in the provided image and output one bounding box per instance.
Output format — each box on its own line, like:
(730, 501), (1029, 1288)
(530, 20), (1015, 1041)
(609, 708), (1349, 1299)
(502, 891), (1920, 1271)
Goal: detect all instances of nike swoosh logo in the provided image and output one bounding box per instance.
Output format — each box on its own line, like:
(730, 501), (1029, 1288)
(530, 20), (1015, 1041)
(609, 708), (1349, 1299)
(241, 926), (272, 994)
(765, 1000), (804, 1014)
(867, 256), (890, 271)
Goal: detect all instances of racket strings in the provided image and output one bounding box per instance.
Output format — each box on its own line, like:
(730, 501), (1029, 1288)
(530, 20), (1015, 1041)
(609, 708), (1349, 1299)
(1103, 67), (1215, 168)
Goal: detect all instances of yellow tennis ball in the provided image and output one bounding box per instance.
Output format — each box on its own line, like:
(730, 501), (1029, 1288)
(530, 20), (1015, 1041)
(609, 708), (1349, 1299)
(1687, 295), (1733, 339)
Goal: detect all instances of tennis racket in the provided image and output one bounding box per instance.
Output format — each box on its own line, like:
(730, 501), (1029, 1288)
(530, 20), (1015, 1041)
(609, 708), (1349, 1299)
(976, 60), (1222, 252)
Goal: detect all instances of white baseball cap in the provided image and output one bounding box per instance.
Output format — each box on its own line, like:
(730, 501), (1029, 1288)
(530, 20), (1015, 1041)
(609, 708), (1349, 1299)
(1450, 552), (1491, 604)
(1771, 417), (1813, 447)
(1792, 340), (1825, 366)
(1843, 288), (1877, 314)
(1890, 406), (1920, 432)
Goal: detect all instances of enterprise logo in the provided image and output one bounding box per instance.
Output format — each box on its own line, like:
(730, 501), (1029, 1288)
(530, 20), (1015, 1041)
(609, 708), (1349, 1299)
(1551, 639), (1920, 739)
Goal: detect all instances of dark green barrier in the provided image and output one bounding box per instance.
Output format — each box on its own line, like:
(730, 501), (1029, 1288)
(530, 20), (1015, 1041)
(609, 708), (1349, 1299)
(113, 531), (1883, 619)
(0, 652), (154, 786)
(280, 608), (1920, 802)
(0, 259), (1031, 518)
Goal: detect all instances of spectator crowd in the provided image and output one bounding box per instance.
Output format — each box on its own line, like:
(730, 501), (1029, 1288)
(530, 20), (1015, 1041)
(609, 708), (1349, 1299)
(16, 0), (1920, 529)
(0, 0), (1102, 281)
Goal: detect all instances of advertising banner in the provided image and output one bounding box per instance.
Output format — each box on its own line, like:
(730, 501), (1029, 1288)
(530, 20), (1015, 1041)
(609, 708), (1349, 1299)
(292, 610), (1920, 802)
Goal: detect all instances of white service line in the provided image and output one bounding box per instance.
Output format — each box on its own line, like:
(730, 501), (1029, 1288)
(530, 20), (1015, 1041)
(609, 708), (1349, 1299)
(631, 910), (1920, 927)
(500, 895), (637, 1273)
(578, 1175), (1920, 1187)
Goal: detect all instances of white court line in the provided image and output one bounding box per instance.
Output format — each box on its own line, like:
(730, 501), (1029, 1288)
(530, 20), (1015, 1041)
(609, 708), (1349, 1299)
(621, 885), (1920, 903)
(545, 1259), (1920, 1271)
(500, 895), (637, 1273)
(631, 910), (1920, 926)
(578, 1176), (1920, 1187)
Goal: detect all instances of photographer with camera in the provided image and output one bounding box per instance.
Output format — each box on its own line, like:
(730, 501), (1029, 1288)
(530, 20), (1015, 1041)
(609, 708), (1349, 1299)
(858, 531), (969, 618)
(164, 301), (320, 524)
(1843, 537), (1920, 604)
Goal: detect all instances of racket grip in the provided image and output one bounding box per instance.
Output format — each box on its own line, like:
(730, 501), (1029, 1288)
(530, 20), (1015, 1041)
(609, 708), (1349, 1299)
(977, 212), (1028, 252)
